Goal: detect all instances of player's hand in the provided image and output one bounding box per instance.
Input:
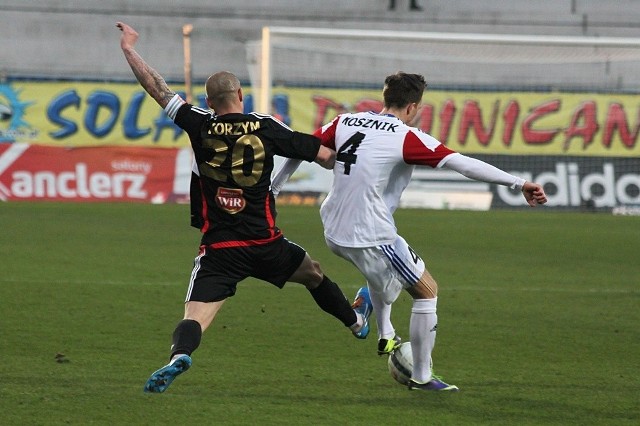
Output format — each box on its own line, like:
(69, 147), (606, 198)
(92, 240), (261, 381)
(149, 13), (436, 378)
(116, 22), (139, 50)
(522, 181), (547, 207)
(315, 146), (336, 169)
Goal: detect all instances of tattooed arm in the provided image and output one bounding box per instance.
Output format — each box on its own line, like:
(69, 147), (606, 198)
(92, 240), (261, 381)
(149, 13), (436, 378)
(116, 22), (176, 108)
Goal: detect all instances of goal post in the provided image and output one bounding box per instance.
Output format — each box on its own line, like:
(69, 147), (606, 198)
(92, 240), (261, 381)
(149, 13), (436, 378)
(258, 26), (272, 115)
(251, 27), (640, 211)
(182, 24), (194, 104)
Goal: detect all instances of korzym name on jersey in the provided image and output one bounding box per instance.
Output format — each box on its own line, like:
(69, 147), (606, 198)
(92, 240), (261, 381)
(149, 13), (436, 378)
(341, 116), (398, 132)
(207, 121), (261, 136)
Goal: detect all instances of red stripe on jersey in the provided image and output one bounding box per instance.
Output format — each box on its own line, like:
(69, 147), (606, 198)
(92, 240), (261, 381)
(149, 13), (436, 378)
(264, 192), (276, 238)
(314, 117), (338, 150)
(199, 179), (210, 233)
(402, 131), (456, 167)
(206, 234), (282, 249)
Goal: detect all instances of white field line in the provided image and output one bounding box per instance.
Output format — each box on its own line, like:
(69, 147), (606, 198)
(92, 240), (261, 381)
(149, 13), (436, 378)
(0, 278), (637, 294)
(0, 278), (178, 286)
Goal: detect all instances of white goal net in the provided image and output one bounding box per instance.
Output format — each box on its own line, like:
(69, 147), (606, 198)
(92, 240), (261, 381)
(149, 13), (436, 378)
(250, 27), (640, 110)
(248, 27), (640, 211)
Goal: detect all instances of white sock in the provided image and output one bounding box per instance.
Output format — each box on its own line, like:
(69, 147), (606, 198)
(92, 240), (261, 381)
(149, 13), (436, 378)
(409, 297), (437, 383)
(370, 289), (395, 340)
(170, 354), (186, 364)
(349, 312), (364, 333)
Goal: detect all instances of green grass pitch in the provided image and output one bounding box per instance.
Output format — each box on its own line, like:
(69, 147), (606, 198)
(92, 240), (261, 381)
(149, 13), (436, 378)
(0, 202), (638, 425)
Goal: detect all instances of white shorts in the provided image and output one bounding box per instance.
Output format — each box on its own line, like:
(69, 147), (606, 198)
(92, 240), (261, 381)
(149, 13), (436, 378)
(326, 236), (425, 305)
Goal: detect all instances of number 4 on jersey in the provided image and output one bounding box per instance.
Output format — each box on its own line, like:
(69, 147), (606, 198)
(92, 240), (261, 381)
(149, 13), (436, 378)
(336, 132), (364, 175)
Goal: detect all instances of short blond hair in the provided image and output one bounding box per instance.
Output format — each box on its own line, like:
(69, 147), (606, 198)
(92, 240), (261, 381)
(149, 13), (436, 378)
(205, 71), (241, 108)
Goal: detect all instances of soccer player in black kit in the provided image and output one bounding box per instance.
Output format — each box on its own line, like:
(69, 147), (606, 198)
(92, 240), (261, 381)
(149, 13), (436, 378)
(116, 22), (372, 393)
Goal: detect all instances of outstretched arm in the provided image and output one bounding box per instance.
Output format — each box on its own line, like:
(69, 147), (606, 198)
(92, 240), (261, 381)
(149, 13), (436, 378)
(271, 146), (335, 197)
(116, 22), (176, 108)
(443, 153), (547, 207)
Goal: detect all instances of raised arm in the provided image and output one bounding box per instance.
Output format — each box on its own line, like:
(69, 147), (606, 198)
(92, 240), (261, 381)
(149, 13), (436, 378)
(116, 22), (176, 108)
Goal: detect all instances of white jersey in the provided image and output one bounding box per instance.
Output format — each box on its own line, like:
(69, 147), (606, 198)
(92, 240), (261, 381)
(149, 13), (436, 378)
(316, 111), (457, 247)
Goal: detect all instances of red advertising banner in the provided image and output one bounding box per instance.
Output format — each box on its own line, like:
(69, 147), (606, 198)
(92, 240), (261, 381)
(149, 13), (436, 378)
(0, 144), (192, 203)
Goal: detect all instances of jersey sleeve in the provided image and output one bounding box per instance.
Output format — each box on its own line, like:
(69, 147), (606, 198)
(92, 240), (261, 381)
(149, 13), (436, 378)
(267, 116), (321, 162)
(288, 131), (322, 161)
(314, 116), (339, 150)
(271, 158), (303, 197)
(164, 94), (211, 140)
(442, 153), (526, 190)
(402, 130), (457, 168)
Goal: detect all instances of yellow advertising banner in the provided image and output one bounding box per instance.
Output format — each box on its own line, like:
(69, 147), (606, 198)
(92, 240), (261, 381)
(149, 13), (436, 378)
(279, 87), (640, 157)
(0, 81), (193, 148)
(2, 80), (639, 157)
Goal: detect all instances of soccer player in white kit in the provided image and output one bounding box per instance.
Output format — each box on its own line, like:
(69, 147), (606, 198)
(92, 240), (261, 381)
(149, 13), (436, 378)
(272, 72), (547, 391)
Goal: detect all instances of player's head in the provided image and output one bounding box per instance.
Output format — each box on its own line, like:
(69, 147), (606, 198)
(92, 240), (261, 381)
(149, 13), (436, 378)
(383, 72), (426, 108)
(382, 72), (426, 124)
(205, 71), (243, 113)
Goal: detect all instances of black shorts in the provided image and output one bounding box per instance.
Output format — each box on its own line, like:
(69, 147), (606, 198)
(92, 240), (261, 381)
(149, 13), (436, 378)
(185, 236), (307, 303)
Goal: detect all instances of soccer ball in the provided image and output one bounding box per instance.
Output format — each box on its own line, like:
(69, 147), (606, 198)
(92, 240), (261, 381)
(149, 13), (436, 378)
(387, 342), (413, 385)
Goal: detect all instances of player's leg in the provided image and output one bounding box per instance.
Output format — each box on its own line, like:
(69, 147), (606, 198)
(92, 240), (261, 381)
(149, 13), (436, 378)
(144, 245), (238, 393)
(255, 238), (367, 336)
(385, 236), (457, 391)
(406, 273), (457, 391)
(326, 240), (400, 349)
(172, 299), (226, 358)
(367, 286), (400, 353)
(290, 252), (368, 336)
(144, 300), (226, 394)
(405, 268), (439, 384)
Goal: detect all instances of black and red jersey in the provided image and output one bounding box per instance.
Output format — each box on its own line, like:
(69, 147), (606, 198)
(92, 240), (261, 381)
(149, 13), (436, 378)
(170, 99), (320, 248)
